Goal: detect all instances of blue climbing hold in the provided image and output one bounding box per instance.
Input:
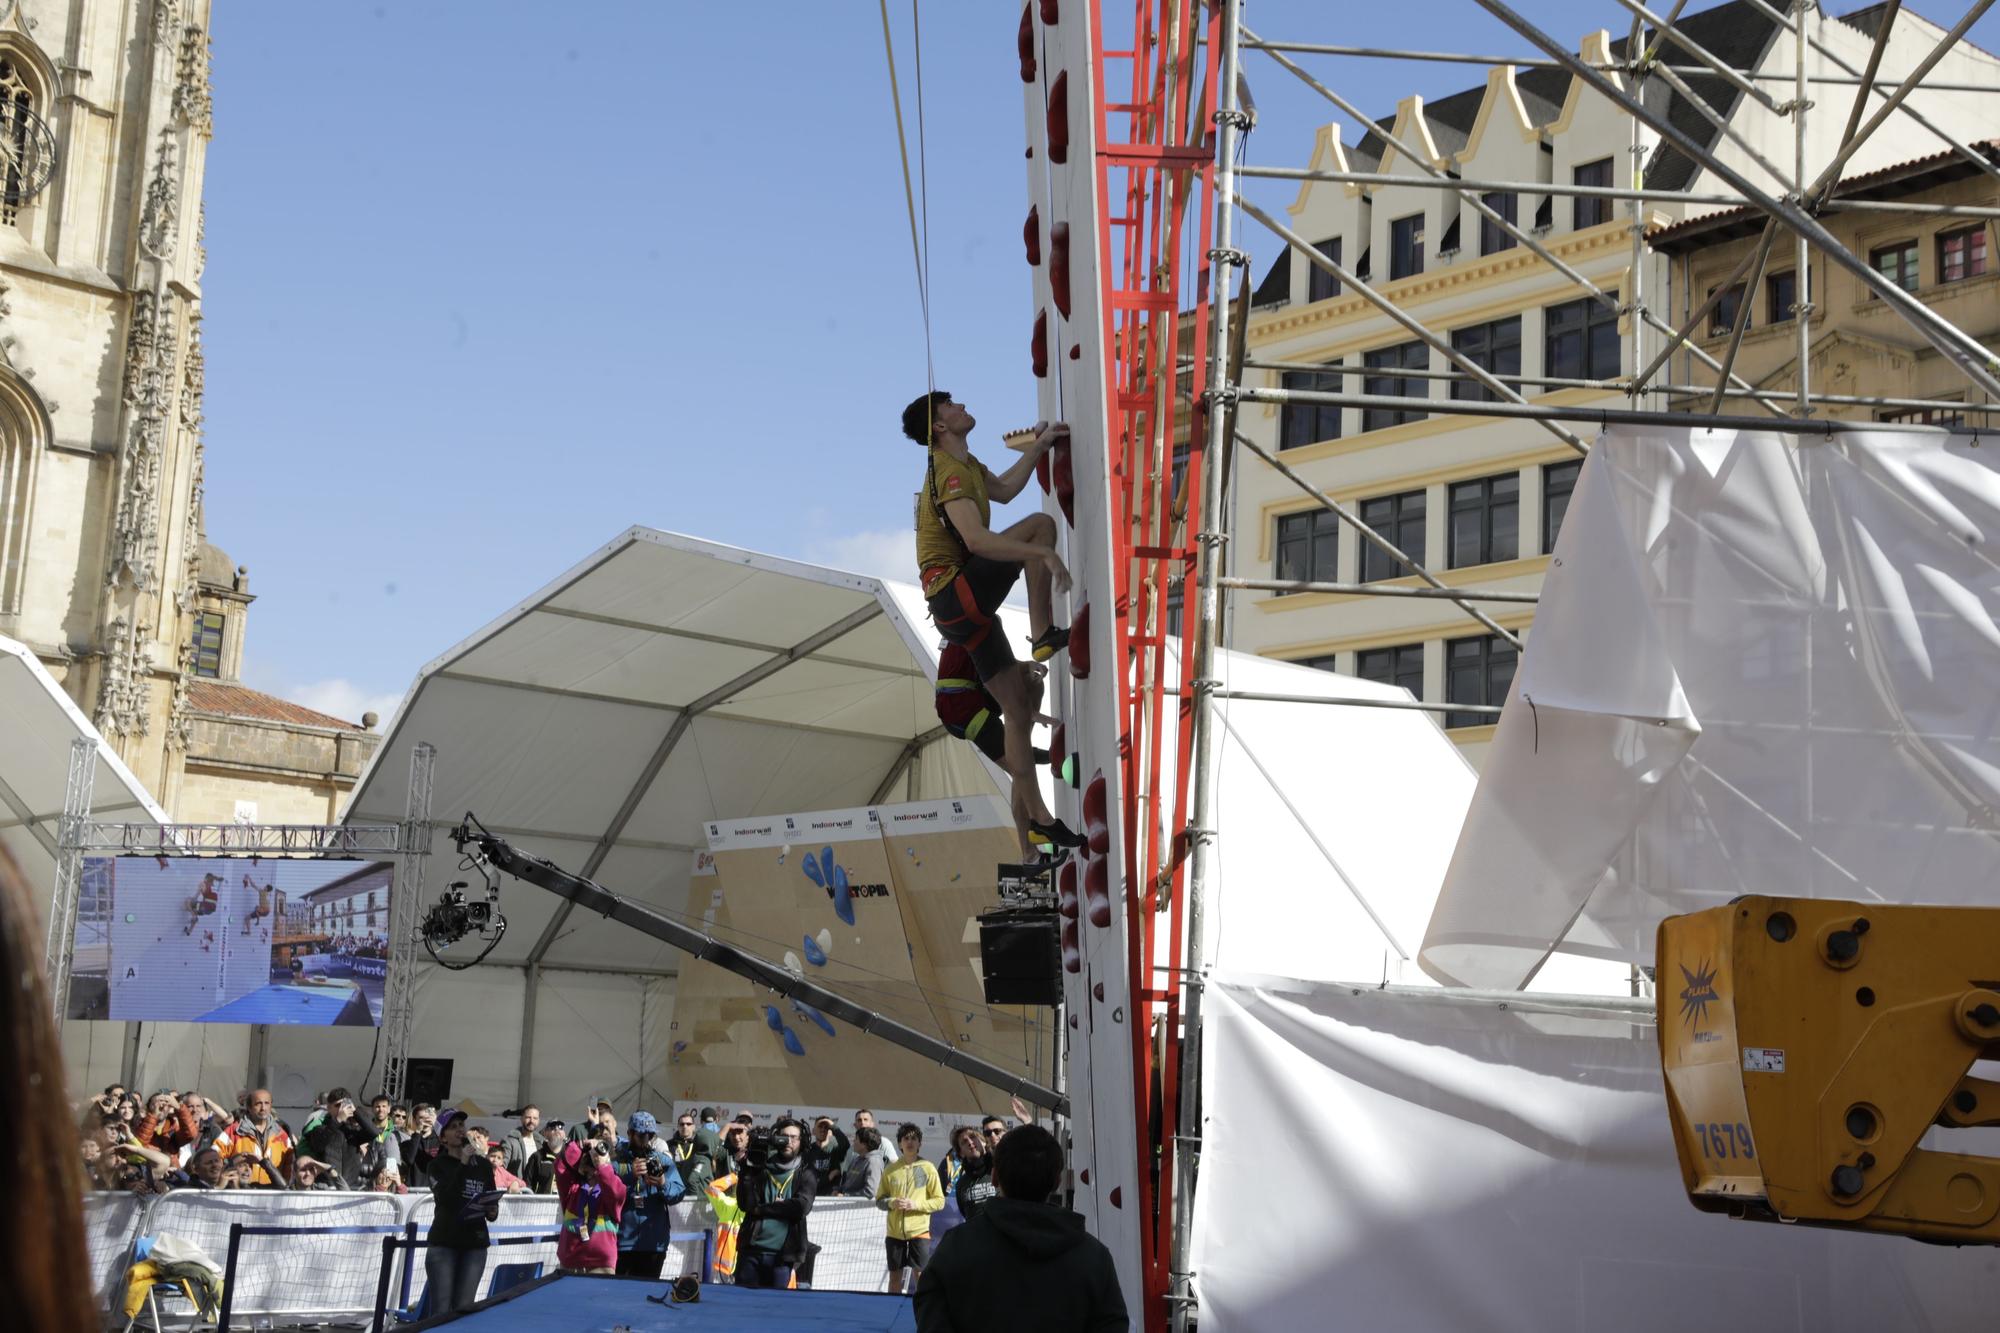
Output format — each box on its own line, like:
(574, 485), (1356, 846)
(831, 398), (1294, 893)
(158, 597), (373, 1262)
(818, 847), (835, 886)
(793, 1000), (836, 1037)
(832, 862), (854, 925)
(803, 934), (828, 967)
(781, 1026), (806, 1057)
(764, 1005), (784, 1032)
(801, 855), (824, 888)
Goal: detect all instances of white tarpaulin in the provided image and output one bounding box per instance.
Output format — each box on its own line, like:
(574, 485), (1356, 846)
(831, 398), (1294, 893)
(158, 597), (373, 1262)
(1426, 425), (2000, 988)
(1190, 974), (2000, 1332)
(0, 633), (167, 897)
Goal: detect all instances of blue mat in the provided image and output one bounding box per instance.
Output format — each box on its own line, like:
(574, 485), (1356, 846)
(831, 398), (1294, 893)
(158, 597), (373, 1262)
(201, 981), (374, 1026)
(411, 1274), (917, 1331)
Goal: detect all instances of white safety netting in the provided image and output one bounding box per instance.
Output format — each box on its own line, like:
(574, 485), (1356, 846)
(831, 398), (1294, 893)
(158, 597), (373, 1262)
(1426, 425), (2000, 988)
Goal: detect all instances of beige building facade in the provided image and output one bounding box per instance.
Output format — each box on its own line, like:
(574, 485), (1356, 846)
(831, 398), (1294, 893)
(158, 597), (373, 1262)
(1227, 2), (2000, 768)
(1650, 142), (1998, 426)
(0, 0), (375, 826)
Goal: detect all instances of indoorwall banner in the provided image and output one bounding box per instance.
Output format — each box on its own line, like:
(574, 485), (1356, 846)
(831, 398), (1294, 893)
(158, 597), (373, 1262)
(669, 797), (1029, 1113)
(1427, 425), (2000, 988)
(1190, 974), (2000, 1333)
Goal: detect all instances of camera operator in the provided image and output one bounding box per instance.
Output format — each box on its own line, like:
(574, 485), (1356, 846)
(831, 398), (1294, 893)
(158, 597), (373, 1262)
(555, 1134), (626, 1274)
(736, 1118), (817, 1290)
(613, 1111), (686, 1278)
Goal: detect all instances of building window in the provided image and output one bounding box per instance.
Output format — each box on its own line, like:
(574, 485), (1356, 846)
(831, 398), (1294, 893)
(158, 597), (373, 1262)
(1449, 317), (1521, 401)
(1389, 213), (1425, 280)
(1275, 508), (1339, 589)
(193, 611), (225, 679)
(1295, 652), (1342, 673)
(1879, 402), (1965, 427)
(1362, 341), (1428, 431)
(1307, 237), (1342, 301)
(1543, 459), (1582, 552)
(1708, 284), (1747, 336)
(1279, 365), (1343, 449)
(1870, 240), (1918, 294)
(1356, 643), (1425, 699)
(1446, 633), (1517, 728)
(1572, 158), (1613, 229)
(1767, 270), (1797, 323)
(0, 60), (36, 227)
(1355, 246), (1372, 283)
(1449, 474), (1520, 568)
(1544, 294), (1620, 380)
(1358, 489), (1426, 583)
(1479, 192), (1517, 256)
(1939, 226), (1988, 284)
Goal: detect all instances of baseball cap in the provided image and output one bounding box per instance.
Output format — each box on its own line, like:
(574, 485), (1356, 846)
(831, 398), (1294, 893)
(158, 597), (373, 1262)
(436, 1108), (468, 1133)
(629, 1111), (659, 1135)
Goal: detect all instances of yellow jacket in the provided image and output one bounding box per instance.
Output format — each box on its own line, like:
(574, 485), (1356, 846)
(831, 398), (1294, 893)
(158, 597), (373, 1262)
(876, 1156), (945, 1239)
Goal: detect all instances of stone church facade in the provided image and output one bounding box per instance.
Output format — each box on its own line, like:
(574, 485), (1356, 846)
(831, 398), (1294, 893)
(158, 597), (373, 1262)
(0, 0), (376, 825)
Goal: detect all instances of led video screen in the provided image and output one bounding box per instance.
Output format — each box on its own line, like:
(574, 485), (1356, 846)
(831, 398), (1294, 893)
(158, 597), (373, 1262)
(66, 856), (394, 1026)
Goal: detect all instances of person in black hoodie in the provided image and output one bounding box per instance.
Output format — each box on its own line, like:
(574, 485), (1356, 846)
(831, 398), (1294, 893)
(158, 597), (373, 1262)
(913, 1124), (1126, 1333)
(300, 1089), (377, 1189)
(423, 1111), (498, 1315)
(735, 1118), (817, 1289)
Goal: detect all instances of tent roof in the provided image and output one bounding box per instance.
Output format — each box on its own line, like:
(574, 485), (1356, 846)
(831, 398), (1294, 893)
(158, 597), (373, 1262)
(0, 635), (168, 895)
(344, 528), (1001, 975)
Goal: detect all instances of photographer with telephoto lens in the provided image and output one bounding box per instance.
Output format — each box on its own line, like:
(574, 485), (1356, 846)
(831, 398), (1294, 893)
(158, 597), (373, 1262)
(613, 1111), (685, 1278)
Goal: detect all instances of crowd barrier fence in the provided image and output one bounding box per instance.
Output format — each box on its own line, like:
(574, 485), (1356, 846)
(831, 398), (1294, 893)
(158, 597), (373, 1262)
(85, 1190), (901, 1326)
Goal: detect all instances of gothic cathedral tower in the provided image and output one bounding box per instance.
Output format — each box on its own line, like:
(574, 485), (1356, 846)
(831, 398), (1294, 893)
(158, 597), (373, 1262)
(0, 0), (213, 802)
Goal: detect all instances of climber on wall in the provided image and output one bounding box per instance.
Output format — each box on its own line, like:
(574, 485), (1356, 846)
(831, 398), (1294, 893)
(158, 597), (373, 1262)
(907, 392), (1082, 857)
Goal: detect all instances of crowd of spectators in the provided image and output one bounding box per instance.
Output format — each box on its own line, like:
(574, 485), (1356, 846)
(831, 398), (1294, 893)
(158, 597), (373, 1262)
(77, 1087), (1122, 1327)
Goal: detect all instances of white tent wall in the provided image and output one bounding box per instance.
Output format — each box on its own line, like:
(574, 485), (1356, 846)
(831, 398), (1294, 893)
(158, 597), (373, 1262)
(1191, 974), (2000, 1332)
(339, 530), (1015, 1115)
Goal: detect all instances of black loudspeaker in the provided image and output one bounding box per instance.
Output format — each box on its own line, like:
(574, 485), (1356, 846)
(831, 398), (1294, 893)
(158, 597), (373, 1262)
(403, 1057), (455, 1106)
(978, 908), (1062, 1006)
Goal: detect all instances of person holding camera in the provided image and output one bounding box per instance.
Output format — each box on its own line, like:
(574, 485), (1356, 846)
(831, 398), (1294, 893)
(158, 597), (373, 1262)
(555, 1134), (626, 1275)
(301, 1088), (377, 1189)
(613, 1111), (686, 1278)
(423, 1110), (500, 1314)
(736, 1118), (817, 1290)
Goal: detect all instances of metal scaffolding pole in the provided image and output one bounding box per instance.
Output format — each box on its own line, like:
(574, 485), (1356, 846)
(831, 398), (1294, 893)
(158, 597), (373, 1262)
(1241, 384), (1963, 435)
(1217, 576), (1539, 603)
(1243, 23), (1793, 419)
(45, 736), (96, 1021)
(1238, 431), (1526, 650)
(1170, 0), (1241, 1322)
(379, 741), (435, 1103)
(1474, 0), (2000, 402)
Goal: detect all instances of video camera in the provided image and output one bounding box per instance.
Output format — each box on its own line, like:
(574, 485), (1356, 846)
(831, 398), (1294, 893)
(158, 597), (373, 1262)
(744, 1125), (775, 1170)
(418, 814), (511, 969)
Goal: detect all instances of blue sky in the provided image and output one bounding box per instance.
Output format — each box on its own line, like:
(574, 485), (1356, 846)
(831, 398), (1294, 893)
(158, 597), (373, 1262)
(201, 2), (2000, 722)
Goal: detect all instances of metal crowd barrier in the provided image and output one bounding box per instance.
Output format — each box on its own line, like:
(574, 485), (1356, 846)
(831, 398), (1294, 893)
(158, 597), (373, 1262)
(85, 1190), (902, 1327)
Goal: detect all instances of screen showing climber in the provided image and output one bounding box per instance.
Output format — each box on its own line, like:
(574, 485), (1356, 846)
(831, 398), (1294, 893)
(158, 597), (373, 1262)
(65, 855), (395, 1027)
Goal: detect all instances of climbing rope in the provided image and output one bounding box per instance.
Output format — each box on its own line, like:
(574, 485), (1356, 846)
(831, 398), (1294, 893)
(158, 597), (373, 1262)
(877, 0), (935, 424)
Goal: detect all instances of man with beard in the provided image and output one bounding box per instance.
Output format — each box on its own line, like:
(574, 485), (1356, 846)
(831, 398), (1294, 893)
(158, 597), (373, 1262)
(736, 1118), (817, 1290)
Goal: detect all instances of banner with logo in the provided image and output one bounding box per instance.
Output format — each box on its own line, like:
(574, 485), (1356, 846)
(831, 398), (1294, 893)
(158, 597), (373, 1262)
(670, 798), (1030, 1113)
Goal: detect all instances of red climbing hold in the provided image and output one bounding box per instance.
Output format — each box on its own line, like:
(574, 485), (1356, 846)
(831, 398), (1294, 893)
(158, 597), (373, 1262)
(1023, 205), (1041, 266)
(1057, 859), (1078, 919)
(1069, 345), (1080, 360)
(1041, 0), (1059, 23)
(1070, 601), (1091, 678)
(1084, 852), (1112, 928)
(1035, 450), (1051, 494)
(1032, 309), (1048, 379)
(1017, 4), (1036, 83)
(1046, 72), (1069, 165)
(1109, 1186), (1123, 1209)
(1083, 770), (1109, 855)
(1049, 222), (1071, 318)
(1092, 980), (1105, 1002)
(1079, 1167), (1091, 1185)
(1068, 1011), (1078, 1029)
(1051, 439), (1075, 525)
(1061, 918), (1081, 974)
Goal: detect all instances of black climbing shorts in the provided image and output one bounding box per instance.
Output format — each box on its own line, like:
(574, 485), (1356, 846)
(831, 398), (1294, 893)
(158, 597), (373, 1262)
(926, 556), (1023, 684)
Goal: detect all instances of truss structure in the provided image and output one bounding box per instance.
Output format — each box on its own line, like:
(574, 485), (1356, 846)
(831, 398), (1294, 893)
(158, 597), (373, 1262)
(1061, 2), (2000, 1330)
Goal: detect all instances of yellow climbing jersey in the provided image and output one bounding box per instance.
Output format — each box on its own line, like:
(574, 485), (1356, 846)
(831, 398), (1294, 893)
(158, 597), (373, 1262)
(915, 448), (990, 595)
